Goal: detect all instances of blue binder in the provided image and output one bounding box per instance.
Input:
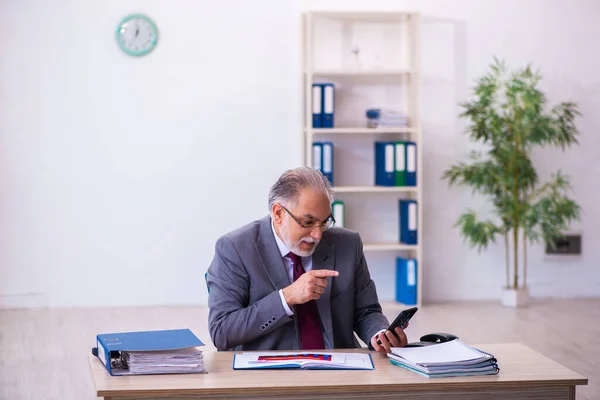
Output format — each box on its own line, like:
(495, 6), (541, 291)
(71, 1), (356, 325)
(396, 257), (417, 305)
(375, 141), (396, 186)
(405, 141), (417, 186)
(321, 141), (334, 185)
(312, 141), (334, 185)
(322, 83), (335, 128)
(399, 199), (418, 244)
(312, 141), (323, 172)
(92, 328), (204, 376)
(312, 83), (323, 128)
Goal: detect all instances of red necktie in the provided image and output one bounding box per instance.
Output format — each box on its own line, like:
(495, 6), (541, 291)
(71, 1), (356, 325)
(287, 252), (326, 350)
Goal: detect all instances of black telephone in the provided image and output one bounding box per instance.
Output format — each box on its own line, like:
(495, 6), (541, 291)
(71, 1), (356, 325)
(405, 332), (458, 348)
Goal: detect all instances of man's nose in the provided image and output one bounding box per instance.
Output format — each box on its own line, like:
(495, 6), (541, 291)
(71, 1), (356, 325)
(311, 228), (323, 241)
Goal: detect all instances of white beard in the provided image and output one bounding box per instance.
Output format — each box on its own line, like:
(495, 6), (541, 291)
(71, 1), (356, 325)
(280, 218), (320, 257)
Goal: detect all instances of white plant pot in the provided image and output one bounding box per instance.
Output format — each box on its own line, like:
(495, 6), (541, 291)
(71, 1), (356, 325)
(502, 286), (529, 308)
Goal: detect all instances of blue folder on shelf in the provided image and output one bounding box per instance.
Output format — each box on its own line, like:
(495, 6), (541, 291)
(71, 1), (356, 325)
(312, 142), (323, 171)
(312, 83), (323, 128)
(313, 141), (334, 185)
(92, 328), (206, 376)
(396, 257), (417, 305)
(321, 141), (334, 185)
(375, 141), (396, 186)
(321, 83), (335, 128)
(399, 199), (418, 244)
(405, 141), (417, 186)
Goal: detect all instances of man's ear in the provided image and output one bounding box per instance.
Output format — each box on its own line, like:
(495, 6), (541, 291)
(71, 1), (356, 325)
(271, 203), (284, 224)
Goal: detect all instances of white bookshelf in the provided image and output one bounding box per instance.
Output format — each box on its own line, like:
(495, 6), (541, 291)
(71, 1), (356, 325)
(302, 11), (423, 306)
(304, 11), (412, 22)
(311, 69), (412, 76)
(309, 70), (412, 84)
(310, 127), (419, 135)
(332, 186), (417, 194)
(363, 243), (418, 252)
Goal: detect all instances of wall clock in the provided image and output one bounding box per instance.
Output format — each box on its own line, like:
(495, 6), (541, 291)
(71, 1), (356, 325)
(116, 14), (158, 56)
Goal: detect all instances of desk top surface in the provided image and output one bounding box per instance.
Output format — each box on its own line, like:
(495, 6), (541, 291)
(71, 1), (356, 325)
(88, 343), (588, 398)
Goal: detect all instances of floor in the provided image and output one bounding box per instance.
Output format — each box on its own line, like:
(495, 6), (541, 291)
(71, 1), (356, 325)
(0, 298), (598, 399)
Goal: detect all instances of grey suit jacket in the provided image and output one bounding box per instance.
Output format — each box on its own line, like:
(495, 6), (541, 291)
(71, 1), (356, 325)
(206, 215), (389, 351)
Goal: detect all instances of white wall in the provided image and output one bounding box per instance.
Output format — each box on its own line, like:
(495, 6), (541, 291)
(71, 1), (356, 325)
(0, 0), (301, 307)
(1, 0), (599, 308)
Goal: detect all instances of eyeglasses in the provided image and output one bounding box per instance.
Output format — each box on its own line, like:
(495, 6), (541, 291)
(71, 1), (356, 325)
(281, 205), (335, 231)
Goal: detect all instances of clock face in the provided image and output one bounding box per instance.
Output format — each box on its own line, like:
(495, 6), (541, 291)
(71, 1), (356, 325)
(116, 14), (158, 56)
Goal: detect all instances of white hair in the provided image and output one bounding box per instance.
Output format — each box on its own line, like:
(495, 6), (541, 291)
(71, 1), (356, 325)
(268, 167), (333, 212)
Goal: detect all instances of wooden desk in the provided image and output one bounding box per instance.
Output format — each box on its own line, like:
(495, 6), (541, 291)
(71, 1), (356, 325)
(88, 343), (587, 400)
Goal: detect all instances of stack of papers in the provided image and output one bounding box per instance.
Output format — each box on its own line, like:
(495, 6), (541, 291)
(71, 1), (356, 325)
(387, 339), (500, 378)
(366, 109), (409, 128)
(233, 352), (374, 370)
(122, 347), (205, 374)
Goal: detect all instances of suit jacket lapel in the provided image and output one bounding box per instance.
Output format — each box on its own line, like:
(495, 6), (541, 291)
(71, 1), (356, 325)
(253, 216), (291, 290)
(253, 216), (335, 347)
(311, 239), (335, 347)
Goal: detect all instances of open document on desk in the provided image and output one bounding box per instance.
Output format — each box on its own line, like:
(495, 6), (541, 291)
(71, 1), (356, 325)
(92, 328), (207, 376)
(387, 339), (500, 378)
(233, 352), (374, 370)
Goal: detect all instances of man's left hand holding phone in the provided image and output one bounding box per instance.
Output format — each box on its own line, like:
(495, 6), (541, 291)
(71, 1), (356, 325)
(371, 307), (418, 353)
(371, 324), (408, 354)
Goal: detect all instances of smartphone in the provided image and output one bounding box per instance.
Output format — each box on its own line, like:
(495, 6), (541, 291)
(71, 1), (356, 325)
(377, 307), (418, 346)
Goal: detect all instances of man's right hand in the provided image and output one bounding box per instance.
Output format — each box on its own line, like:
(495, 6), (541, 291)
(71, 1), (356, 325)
(282, 270), (339, 307)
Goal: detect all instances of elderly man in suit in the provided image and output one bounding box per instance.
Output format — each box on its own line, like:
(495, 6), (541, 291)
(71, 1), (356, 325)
(206, 166), (407, 353)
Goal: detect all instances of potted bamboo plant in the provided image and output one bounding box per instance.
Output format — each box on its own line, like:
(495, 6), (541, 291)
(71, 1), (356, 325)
(442, 58), (582, 308)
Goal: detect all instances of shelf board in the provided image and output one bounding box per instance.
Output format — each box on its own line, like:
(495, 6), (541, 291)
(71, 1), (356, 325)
(332, 186), (417, 193)
(307, 70), (411, 85)
(308, 11), (414, 23)
(363, 243), (417, 252)
(309, 127), (418, 135)
(310, 69), (411, 75)
(308, 69), (411, 80)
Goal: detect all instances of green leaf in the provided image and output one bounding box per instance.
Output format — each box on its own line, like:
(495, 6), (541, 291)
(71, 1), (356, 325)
(454, 209), (502, 253)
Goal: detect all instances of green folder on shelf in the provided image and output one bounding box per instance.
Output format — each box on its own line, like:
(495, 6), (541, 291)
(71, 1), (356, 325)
(395, 142), (406, 186)
(332, 200), (345, 228)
